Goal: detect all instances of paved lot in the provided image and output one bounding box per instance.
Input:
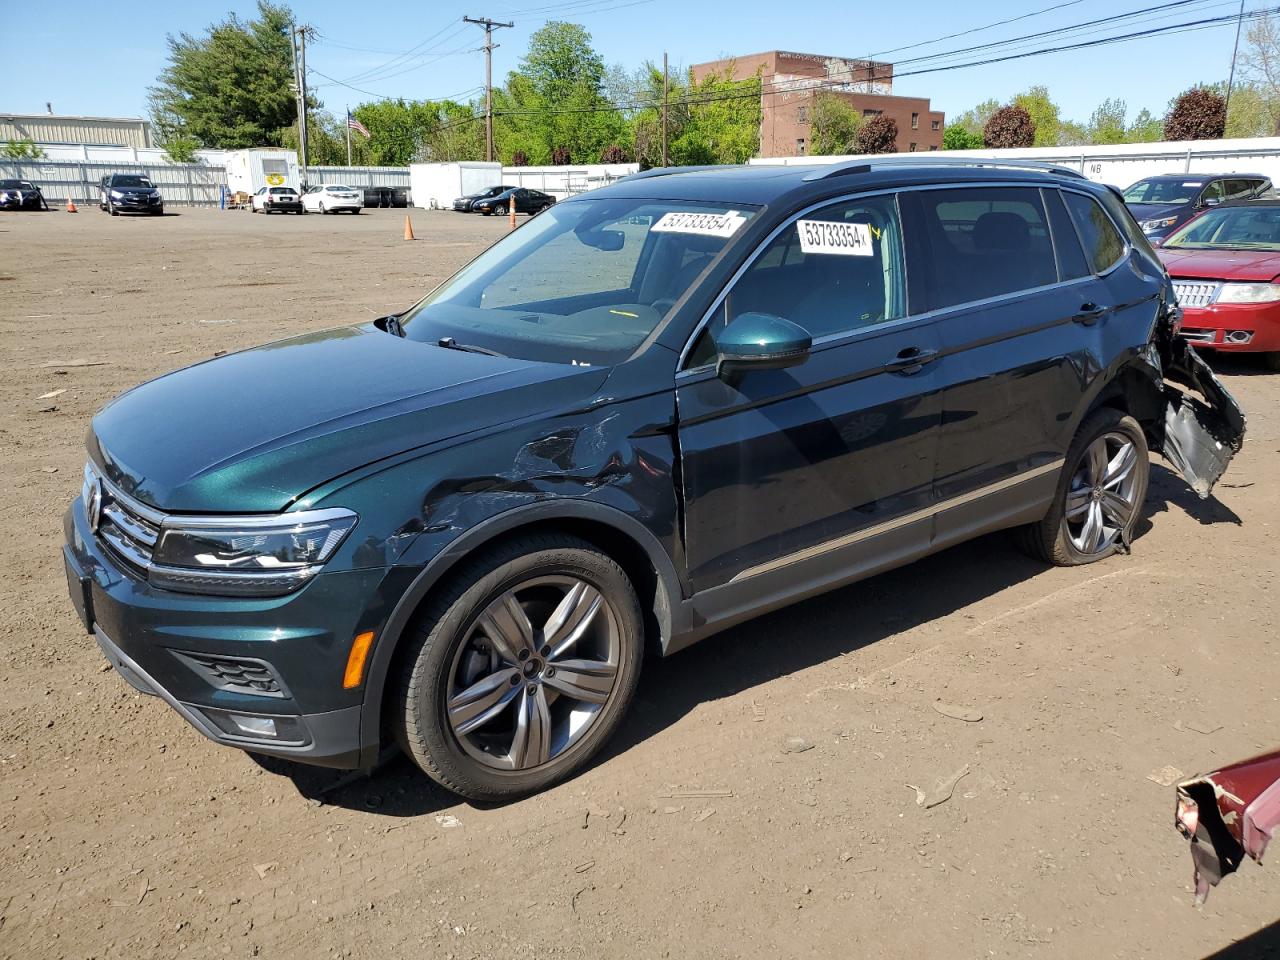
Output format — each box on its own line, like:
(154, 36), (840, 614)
(1, 206), (1278, 959)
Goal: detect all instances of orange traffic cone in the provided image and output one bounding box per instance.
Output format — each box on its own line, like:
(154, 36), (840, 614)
(508, 205), (517, 229)
(66, 198), (78, 213)
(403, 214), (415, 241)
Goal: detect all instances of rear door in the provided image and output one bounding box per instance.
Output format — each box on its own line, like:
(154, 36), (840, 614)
(676, 192), (944, 595)
(903, 185), (1099, 542)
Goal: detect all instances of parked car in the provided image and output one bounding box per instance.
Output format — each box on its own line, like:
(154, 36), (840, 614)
(1175, 749), (1280, 903)
(473, 187), (555, 216)
(64, 160), (1245, 802)
(363, 187), (393, 208)
(303, 184), (362, 214)
(99, 174), (164, 216)
(453, 185), (516, 212)
(1157, 199), (1280, 369)
(1122, 173), (1271, 242)
(251, 186), (304, 214)
(0, 179), (48, 210)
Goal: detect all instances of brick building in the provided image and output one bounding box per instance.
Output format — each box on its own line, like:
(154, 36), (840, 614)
(690, 51), (944, 157)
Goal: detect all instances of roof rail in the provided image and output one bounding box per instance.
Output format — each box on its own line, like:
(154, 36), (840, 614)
(615, 165), (736, 183)
(803, 156), (1088, 181)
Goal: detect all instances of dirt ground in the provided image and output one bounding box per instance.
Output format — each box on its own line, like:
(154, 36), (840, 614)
(2, 206), (1279, 960)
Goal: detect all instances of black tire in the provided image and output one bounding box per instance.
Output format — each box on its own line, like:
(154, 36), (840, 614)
(495, 204), (508, 216)
(1017, 407), (1149, 566)
(319, 202), (327, 214)
(396, 534), (644, 802)
(481, 208), (492, 217)
(1264, 352), (1280, 372)
(109, 202), (118, 216)
(352, 208), (360, 214)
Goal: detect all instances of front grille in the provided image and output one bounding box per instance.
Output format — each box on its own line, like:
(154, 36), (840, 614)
(173, 651), (287, 697)
(1181, 328), (1218, 343)
(87, 466), (163, 574)
(1172, 280), (1221, 308)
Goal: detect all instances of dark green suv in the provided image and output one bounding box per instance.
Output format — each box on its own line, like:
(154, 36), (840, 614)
(64, 160), (1245, 801)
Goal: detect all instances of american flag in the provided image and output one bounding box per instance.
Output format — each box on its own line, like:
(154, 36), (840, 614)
(346, 113), (370, 138)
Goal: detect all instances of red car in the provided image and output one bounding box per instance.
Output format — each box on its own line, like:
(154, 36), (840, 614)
(1157, 198), (1280, 370)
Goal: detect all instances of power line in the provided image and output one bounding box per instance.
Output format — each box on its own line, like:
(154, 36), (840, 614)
(869, 0), (1088, 57)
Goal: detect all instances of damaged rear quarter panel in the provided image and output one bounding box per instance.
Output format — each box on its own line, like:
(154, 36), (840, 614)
(1158, 334), (1248, 497)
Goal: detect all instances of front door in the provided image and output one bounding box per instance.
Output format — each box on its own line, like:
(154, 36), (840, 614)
(676, 193), (943, 600)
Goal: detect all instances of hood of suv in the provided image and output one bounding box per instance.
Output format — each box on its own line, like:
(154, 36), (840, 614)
(90, 325), (609, 512)
(1127, 202), (1186, 222)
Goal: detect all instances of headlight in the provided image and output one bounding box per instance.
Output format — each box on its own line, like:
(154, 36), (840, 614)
(149, 508), (357, 596)
(1214, 282), (1280, 304)
(1142, 216), (1178, 231)
(110, 189), (125, 199)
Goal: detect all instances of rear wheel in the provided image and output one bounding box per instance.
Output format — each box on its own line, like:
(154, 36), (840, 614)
(1017, 407), (1149, 566)
(397, 534), (643, 802)
(319, 202), (327, 214)
(495, 204), (508, 216)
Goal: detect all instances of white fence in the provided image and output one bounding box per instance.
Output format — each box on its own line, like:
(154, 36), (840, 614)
(751, 136), (1280, 190)
(0, 159), (227, 206)
(310, 165), (411, 189)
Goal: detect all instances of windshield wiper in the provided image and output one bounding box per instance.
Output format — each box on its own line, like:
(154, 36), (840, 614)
(437, 337), (506, 358)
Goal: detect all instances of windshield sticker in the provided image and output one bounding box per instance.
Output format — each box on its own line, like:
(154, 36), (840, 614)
(796, 220), (875, 256)
(651, 210), (747, 237)
(1182, 181), (1203, 187)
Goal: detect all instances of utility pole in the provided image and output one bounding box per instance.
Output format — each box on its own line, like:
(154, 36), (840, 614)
(291, 25), (312, 187)
(661, 52), (669, 167)
(463, 15), (514, 163)
(1225, 0), (1247, 127)
(346, 104), (352, 166)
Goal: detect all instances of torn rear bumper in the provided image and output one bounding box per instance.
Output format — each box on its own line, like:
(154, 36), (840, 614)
(1159, 336), (1247, 498)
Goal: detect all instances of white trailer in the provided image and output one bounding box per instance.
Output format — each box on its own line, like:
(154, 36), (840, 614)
(217, 149), (301, 195)
(409, 162), (504, 209)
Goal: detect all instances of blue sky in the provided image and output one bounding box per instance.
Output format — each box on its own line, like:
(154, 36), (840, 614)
(0, 0), (1253, 128)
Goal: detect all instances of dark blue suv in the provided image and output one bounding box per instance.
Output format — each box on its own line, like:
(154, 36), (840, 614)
(63, 160), (1245, 801)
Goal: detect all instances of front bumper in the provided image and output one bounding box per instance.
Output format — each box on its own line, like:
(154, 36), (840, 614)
(111, 194), (163, 211)
(1179, 301), (1280, 353)
(63, 498), (386, 768)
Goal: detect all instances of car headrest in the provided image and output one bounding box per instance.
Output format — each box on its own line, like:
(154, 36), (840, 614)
(973, 212), (1031, 251)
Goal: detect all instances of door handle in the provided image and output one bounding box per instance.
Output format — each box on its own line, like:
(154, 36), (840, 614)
(883, 346), (939, 374)
(1073, 301), (1109, 325)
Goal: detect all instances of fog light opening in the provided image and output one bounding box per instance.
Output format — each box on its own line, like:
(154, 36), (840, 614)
(229, 714), (278, 738)
(1225, 330), (1254, 344)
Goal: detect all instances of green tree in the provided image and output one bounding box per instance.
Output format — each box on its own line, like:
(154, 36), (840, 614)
(673, 66), (761, 164)
(148, 1), (297, 149)
(941, 123), (983, 150)
(1086, 98), (1128, 144)
(809, 93), (862, 155)
(1013, 86), (1061, 146)
(494, 21), (625, 164)
(160, 136), (200, 163)
(1237, 13), (1280, 135)
(1126, 108), (1164, 143)
(3, 138), (47, 159)
(955, 99), (999, 137)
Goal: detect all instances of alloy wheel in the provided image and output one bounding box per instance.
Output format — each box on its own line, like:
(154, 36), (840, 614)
(446, 575), (621, 772)
(1063, 431), (1140, 555)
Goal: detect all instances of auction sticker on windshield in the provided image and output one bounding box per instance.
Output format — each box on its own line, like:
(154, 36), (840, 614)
(796, 220), (874, 256)
(651, 210), (747, 237)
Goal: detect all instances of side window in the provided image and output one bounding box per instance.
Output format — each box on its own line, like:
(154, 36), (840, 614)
(1225, 179), (1252, 200)
(1043, 190), (1091, 281)
(912, 187), (1057, 311)
(687, 195), (906, 367)
(1062, 191), (1127, 274)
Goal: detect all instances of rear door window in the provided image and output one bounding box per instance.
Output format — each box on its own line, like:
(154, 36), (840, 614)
(912, 187), (1058, 311)
(1062, 191), (1127, 274)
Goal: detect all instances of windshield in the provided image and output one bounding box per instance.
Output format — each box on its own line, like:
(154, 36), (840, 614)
(327, 184), (354, 192)
(1163, 206), (1280, 250)
(1123, 179), (1201, 204)
(113, 175), (153, 188)
(400, 197), (757, 365)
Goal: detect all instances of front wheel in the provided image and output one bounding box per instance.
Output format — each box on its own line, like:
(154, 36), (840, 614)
(397, 534), (644, 802)
(319, 202), (326, 214)
(1017, 407), (1149, 565)
(495, 204), (508, 216)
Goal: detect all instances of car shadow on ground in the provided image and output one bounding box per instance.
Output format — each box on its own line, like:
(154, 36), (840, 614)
(263, 459), (1242, 816)
(1200, 919), (1280, 959)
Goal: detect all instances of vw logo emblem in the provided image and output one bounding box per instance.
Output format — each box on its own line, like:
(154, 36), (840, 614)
(86, 478), (103, 533)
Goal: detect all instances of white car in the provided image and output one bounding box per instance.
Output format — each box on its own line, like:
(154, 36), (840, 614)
(251, 186), (304, 214)
(302, 184), (363, 214)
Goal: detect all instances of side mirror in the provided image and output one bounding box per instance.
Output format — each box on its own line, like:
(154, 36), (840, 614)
(714, 312), (812, 381)
(1202, 196), (1221, 208)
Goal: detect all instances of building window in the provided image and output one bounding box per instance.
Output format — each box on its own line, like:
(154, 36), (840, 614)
(796, 138), (807, 155)
(931, 119), (941, 131)
(929, 145), (939, 151)
(797, 106), (807, 122)
(911, 112), (919, 129)
(862, 108), (882, 118)
(909, 142), (917, 152)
